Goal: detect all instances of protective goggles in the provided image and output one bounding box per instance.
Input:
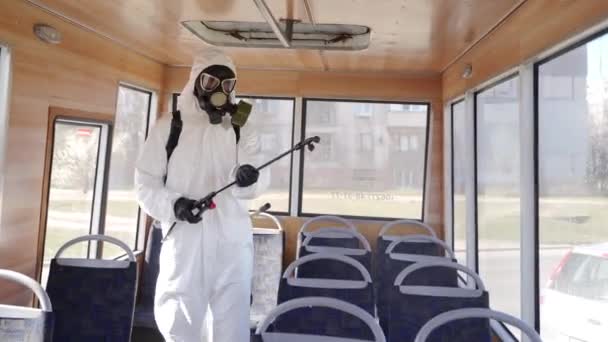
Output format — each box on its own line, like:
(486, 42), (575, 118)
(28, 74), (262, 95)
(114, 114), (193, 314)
(199, 73), (237, 94)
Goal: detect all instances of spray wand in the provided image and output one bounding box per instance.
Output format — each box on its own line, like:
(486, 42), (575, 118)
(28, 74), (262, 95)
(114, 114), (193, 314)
(162, 136), (320, 241)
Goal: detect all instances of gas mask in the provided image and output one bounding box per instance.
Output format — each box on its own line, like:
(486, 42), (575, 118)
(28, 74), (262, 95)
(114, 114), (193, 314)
(194, 65), (251, 126)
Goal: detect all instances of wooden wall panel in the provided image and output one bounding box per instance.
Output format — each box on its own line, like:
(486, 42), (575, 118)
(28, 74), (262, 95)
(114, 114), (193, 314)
(0, 0), (164, 306)
(163, 67), (443, 106)
(442, 0), (608, 101)
(426, 99), (444, 233)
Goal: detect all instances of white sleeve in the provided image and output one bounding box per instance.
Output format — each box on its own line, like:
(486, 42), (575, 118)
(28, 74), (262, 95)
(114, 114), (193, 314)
(134, 116), (182, 222)
(231, 125), (270, 200)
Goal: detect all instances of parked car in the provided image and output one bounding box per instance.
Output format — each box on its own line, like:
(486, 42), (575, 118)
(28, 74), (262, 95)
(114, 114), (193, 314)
(541, 243), (608, 342)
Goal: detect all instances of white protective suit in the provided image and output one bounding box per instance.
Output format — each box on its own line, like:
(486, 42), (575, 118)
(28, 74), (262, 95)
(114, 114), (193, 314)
(135, 49), (269, 342)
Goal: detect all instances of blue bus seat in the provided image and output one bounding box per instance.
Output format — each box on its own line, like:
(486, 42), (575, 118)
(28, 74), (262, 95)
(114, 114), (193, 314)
(298, 228), (372, 280)
(46, 235), (137, 342)
(387, 262), (491, 342)
(278, 253), (374, 315)
(414, 308), (541, 342)
(254, 297), (385, 342)
(376, 235), (458, 334)
(298, 216), (359, 251)
(376, 220), (439, 259)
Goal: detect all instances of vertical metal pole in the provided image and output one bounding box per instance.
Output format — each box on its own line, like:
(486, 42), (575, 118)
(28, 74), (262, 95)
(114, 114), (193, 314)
(519, 63), (538, 341)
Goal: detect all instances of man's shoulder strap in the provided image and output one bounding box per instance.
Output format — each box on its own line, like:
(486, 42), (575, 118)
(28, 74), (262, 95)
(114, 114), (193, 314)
(165, 110), (240, 163)
(233, 124), (240, 144)
(163, 111), (182, 184)
(166, 110), (182, 162)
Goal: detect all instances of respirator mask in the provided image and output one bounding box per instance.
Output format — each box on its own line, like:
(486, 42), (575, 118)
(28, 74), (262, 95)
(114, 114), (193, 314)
(194, 65), (252, 127)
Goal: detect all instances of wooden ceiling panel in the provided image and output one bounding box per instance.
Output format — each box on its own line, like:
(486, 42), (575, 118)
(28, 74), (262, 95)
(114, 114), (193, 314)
(226, 48), (326, 71)
(311, 0), (522, 73)
(322, 51), (439, 75)
(28, 0), (523, 73)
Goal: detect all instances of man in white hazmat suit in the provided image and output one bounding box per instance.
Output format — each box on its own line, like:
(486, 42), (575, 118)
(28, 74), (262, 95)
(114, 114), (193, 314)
(135, 48), (269, 341)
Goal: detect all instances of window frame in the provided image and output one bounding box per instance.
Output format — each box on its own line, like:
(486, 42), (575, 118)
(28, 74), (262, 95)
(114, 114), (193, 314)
(111, 83), (154, 254)
(473, 73), (519, 271)
(298, 97), (431, 221)
(52, 118), (108, 258)
(36, 107), (115, 283)
(234, 95), (296, 216)
(450, 88), (521, 340)
(450, 99), (465, 252)
(172, 93), (297, 216)
(532, 25), (608, 332)
(0, 44), (11, 223)
(474, 74), (523, 332)
(446, 21), (608, 336)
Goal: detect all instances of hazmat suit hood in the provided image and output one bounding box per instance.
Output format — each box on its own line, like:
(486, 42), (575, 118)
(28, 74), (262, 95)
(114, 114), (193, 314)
(178, 48), (237, 122)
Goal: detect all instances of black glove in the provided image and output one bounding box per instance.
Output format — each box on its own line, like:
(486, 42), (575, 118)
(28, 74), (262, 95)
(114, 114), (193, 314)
(174, 197), (202, 224)
(235, 164), (259, 187)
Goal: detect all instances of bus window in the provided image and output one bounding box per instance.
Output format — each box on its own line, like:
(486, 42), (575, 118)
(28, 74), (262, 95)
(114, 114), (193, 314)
(476, 76), (522, 327)
(538, 31), (608, 341)
(172, 94), (295, 214)
(42, 120), (106, 284)
(237, 97), (294, 214)
(300, 99), (429, 220)
(104, 85), (153, 258)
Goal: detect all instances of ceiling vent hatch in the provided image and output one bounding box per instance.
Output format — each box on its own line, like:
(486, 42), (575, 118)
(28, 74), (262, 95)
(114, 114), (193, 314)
(182, 20), (371, 51)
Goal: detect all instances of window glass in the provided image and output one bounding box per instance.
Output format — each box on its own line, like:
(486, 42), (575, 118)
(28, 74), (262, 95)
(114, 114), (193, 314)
(356, 103), (373, 117)
(301, 100), (429, 219)
(400, 135), (410, 151)
(452, 101), (467, 264)
(408, 104), (428, 112)
(43, 122), (102, 284)
(538, 33), (608, 341)
(175, 94), (295, 213)
(359, 133), (373, 152)
(476, 76), (521, 324)
(410, 136), (419, 151)
(390, 104), (404, 112)
(238, 97), (294, 213)
(104, 85), (152, 257)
